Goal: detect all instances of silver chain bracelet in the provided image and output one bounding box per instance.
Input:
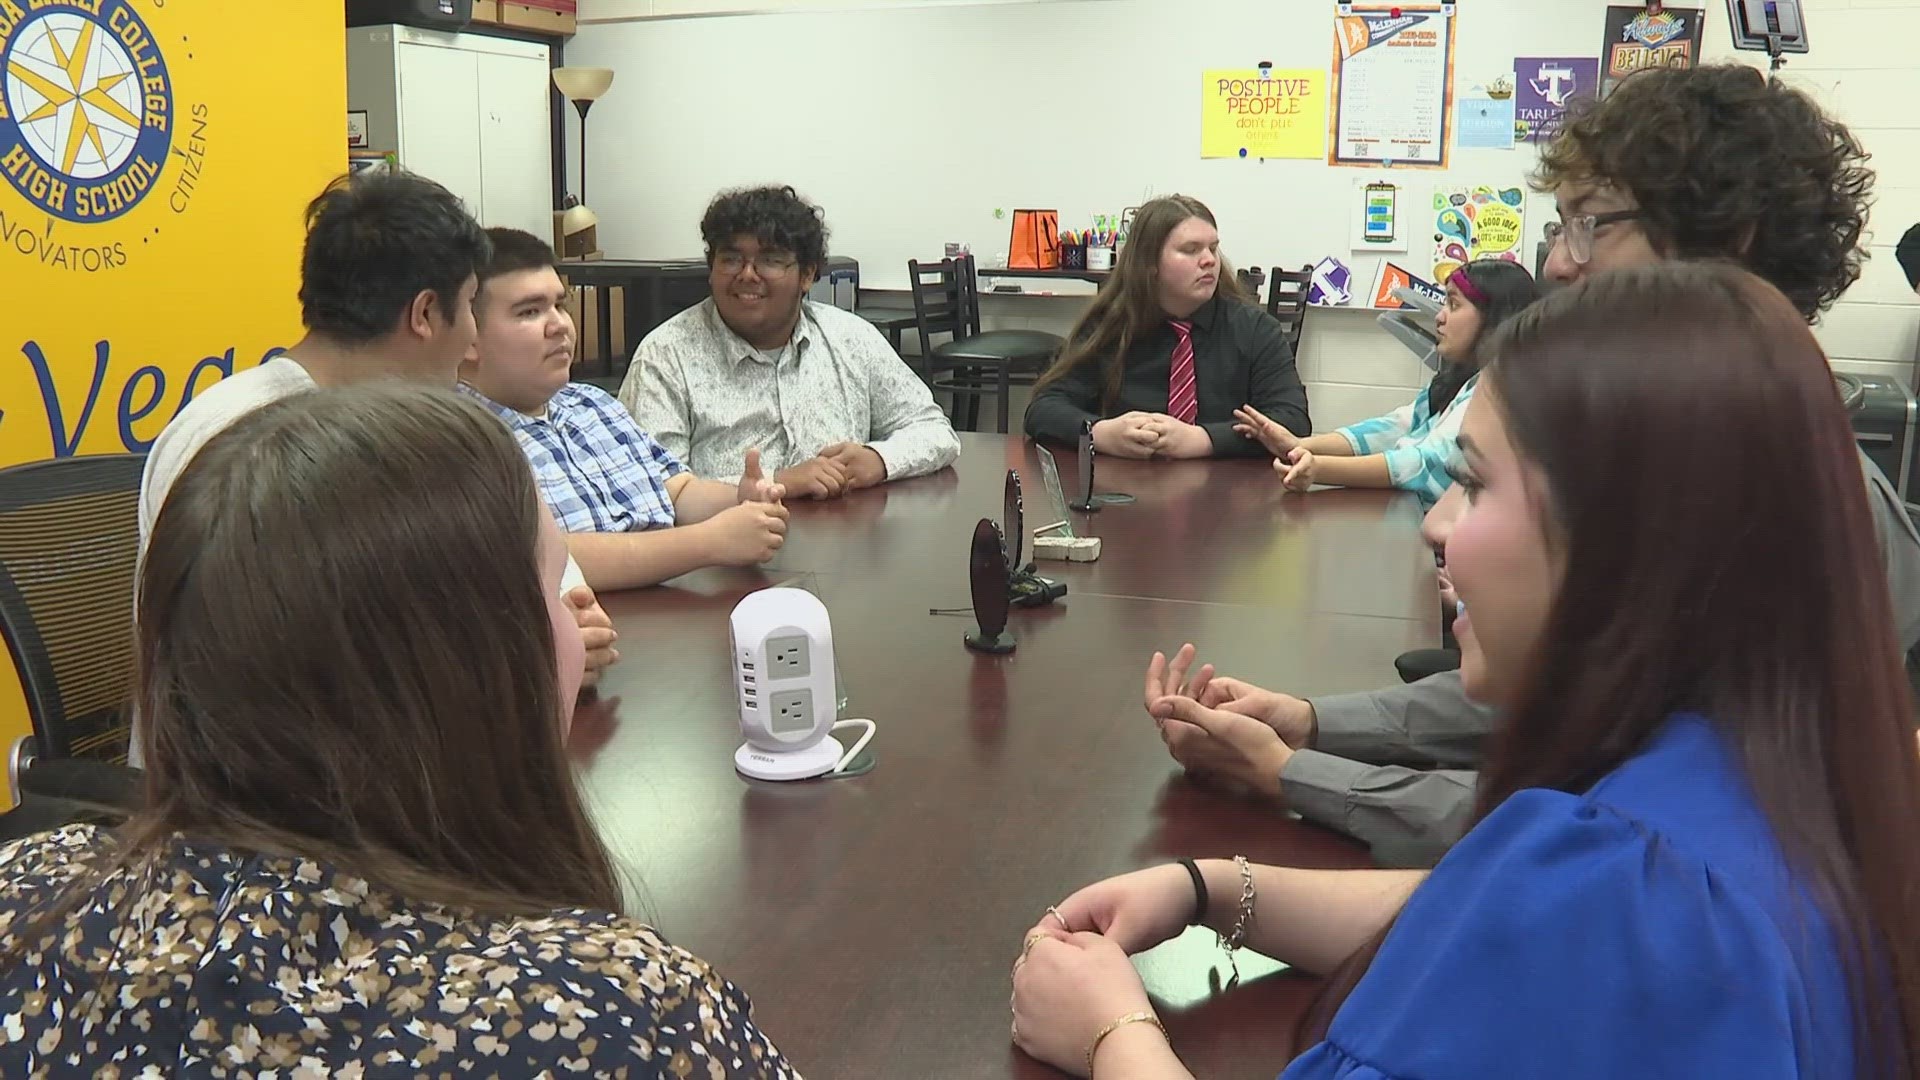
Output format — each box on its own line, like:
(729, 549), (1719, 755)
(1219, 855), (1255, 987)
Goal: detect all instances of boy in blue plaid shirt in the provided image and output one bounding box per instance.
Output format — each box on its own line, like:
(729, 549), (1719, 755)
(460, 229), (789, 591)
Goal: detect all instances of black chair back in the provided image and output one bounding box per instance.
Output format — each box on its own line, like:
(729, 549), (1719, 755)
(1264, 265), (1313, 346)
(0, 454), (143, 764)
(954, 253), (987, 338)
(907, 258), (965, 359)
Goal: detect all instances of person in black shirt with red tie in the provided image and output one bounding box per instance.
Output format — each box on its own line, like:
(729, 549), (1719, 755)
(1023, 195), (1310, 458)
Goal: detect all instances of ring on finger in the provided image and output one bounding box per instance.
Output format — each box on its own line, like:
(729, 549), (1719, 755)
(1046, 906), (1067, 929)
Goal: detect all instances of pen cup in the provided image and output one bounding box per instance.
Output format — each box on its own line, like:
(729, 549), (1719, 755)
(1059, 243), (1087, 271)
(1086, 246), (1114, 272)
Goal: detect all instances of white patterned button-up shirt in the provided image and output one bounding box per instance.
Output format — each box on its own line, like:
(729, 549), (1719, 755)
(620, 298), (959, 483)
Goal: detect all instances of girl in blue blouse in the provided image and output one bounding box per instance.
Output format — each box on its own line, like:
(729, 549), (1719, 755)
(1009, 262), (1920, 1080)
(1234, 258), (1538, 506)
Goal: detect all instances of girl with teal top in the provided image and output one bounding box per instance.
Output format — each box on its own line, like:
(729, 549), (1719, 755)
(1235, 258), (1538, 505)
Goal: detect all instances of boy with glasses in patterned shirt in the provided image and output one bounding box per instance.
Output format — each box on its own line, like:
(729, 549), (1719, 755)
(621, 185), (959, 500)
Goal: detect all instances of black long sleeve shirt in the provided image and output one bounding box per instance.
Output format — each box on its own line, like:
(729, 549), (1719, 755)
(1023, 294), (1311, 457)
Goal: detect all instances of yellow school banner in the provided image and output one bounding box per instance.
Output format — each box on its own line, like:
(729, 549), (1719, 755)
(0, 0), (345, 760)
(1, 0), (343, 463)
(1201, 69), (1327, 160)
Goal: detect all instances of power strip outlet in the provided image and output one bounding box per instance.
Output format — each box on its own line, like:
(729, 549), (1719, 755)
(767, 634), (811, 678)
(769, 687), (814, 734)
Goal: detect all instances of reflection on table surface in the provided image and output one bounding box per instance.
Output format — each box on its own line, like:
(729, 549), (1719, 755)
(575, 433), (1437, 1079)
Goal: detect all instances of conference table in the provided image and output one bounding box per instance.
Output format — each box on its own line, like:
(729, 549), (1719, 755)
(578, 433), (1438, 1079)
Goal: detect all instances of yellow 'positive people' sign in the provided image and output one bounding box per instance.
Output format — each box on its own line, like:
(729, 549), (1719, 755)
(1201, 69), (1328, 160)
(0, 0), (344, 761)
(0, 0), (344, 466)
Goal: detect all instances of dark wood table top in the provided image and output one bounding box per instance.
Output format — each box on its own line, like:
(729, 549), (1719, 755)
(578, 434), (1436, 1079)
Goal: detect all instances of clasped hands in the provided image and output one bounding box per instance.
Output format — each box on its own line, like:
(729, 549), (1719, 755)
(1006, 647), (1318, 1074)
(1009, 872), (1185, 1076)
(1143, 644), (1316, 798)
(774, 442), (887, 500)
(1089, 413), (1212, 460)
(706, 443), (886, 566)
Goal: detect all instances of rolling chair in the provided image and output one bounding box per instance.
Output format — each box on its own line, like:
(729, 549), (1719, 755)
(0, 454), (145, 841)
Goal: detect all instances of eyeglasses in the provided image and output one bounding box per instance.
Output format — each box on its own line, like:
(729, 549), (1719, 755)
(713, 251), (800, 278)
(1542, 210), (1643, 266)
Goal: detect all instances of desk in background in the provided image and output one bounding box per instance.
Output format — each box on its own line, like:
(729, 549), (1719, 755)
(977, 265), (1113, 288)
(563, 256), (862, 381)
(576, 434), (1436, 1079)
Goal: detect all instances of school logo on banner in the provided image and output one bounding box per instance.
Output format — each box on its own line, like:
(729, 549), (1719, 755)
(0, 0), (209, 274)
(1, 0), (339, 471)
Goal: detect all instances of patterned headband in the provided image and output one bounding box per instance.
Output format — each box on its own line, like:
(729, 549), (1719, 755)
(1447, 267), (1489, 307)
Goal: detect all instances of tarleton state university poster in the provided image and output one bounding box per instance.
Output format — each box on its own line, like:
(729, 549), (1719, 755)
(1515, 57), (1599, 143)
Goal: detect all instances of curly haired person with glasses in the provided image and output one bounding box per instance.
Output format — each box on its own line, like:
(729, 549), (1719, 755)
(621, 185), (959, 500)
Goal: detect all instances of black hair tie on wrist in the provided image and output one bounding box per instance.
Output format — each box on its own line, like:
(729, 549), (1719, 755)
(1178, 858), (1208, 926)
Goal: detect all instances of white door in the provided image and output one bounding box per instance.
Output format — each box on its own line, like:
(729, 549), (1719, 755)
(475, 49), (554, 241)
(395, 43), (484, 220)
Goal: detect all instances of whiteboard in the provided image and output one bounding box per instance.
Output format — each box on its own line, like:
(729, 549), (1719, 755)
(567, 0), (1613, 290)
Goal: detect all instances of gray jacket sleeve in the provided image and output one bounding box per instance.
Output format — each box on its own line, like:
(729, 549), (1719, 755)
(1274, 671), (1493, 868)
(1860, 450), (1920, 653)
(1304, 669), (1491, 768)
(1278, 751), (1477, 868)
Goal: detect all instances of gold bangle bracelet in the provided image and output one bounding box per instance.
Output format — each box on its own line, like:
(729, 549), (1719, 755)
(1087, 1011), (1169, 1077)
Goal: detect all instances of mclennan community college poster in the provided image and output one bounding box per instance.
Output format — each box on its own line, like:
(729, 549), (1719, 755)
(0, 0), (345, 761)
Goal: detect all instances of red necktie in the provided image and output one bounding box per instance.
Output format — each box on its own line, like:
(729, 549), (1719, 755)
(1167, 320), (1198, 425)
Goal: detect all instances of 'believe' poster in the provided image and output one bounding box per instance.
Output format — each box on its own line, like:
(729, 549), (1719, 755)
(1599, 6), (1704, 98)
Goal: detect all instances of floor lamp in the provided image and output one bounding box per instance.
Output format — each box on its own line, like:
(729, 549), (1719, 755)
(552, 67), (615, 207)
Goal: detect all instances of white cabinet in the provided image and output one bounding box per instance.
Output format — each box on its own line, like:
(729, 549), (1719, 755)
(347, 26), (553, 240)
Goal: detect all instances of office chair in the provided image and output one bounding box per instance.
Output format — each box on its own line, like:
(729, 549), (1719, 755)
(0, 454), (145, 840)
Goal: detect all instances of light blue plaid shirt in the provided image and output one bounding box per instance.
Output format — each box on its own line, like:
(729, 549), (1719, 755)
(1335, 373), (1480, 506)
(461, 382), (686, 534)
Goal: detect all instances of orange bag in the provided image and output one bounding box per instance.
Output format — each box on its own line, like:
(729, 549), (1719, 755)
(1008, 209), (1060, 270)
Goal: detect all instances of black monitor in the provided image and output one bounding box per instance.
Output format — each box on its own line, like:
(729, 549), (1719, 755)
(1726, 0), (1808, 56)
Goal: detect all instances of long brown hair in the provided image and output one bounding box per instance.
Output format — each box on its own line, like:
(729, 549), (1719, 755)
(13, 384), (623, 937)
(1305, 263), (1920, 1077)
(1031, 195), (1253, 410)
